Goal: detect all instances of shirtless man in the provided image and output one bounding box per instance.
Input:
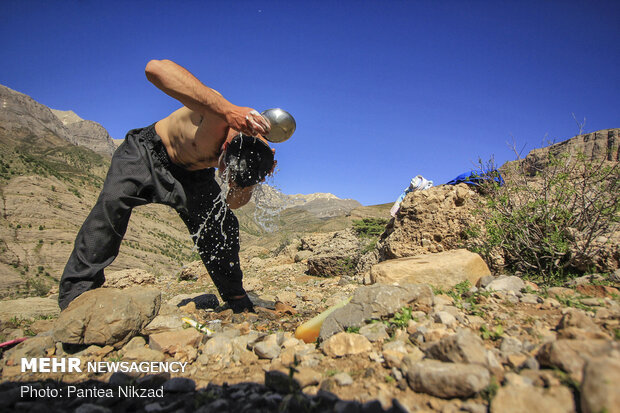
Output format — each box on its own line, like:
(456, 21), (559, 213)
(58, 59), (274, 312)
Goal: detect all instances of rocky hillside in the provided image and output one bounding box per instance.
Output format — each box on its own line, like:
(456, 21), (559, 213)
(0, 242), (617, 412)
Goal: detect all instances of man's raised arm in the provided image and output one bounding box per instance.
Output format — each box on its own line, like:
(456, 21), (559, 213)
(144, 59), (270, 136)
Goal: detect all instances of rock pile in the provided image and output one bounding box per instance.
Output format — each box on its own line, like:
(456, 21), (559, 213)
(1, 271), (618, 412)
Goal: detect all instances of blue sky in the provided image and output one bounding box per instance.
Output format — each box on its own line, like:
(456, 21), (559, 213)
(1, 0), (618, 205)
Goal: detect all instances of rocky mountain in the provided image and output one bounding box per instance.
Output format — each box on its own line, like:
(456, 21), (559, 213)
(0, 85), (116, 156)
(251, 184), (361, 218)
(50, 109), (117, 156)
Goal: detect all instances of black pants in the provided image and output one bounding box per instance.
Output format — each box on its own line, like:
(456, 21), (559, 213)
(58, 124), (245, 310)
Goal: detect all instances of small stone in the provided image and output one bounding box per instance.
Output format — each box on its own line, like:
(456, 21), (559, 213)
(148, 328), (203, 355)
(485, 276), (525, 293)
(254, 334), (281, 359)
(433, 311), (457, 327)
(333, 372), (353, 386)
(122, 336), (147, 352)
(520, 294), (541, 304)
(500, 336), (523, 354)
(321, 332), (372, 357)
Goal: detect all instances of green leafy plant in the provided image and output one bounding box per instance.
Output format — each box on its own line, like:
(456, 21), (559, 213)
(388, 307), (413, 329)
(480, 378), (499, 403)
(480, 324), (504, 341)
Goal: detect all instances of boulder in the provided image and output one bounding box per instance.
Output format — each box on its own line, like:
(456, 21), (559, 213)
(304, 229), (363, 277)
(53, 287), (161, 348)
(378, 184), (482, 259)
(369, 249), (490, 288)
(319, 284), (433, 341)
(0, 297), (60, 320)
(402, 359), (490, 399)
(536, 339), (618, 382)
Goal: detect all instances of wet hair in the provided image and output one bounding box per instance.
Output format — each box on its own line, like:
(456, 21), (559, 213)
(224, 134), (274, 188)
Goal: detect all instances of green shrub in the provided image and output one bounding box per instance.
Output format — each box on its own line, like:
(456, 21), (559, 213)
(352, 218), (389, 238)
(471, 141), (619, 284)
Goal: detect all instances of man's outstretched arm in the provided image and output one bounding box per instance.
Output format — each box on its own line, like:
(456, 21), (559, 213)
(144, 59), (270, 136)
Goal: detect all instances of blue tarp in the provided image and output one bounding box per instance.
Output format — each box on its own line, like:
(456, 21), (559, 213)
(446, 169), (504, 187)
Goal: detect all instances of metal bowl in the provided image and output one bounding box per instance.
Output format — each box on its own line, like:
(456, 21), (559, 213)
(261, 108), (296, 143)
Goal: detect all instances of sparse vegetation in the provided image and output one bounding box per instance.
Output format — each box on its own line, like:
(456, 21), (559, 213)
(469, 137), (619, 285)
(479, 324), (504, 341)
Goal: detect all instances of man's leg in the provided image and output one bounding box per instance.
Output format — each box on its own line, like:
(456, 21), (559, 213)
(175, 170), (253, 312)
(58, 131), (157, 310)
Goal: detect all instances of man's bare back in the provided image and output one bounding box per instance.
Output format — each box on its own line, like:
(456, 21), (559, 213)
(155, 106), (234, 170)
(146, 59), (271, 171)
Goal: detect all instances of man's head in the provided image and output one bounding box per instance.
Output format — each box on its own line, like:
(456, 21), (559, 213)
(222, 134), (275, 188)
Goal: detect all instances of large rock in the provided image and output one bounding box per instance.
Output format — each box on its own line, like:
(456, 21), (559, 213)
(402, 359), (490, 399)
(369, 249), (490, 288)
(491, 383), (576, 413)
(319, 284), (433, 341)
(378, 184), (482, 259)
(53, 287), (161, 348)
(305, 229), (362, 278)
(580, 356), (620, 413)
(536, 339), (618, 382)
(0, 297), (60, 320)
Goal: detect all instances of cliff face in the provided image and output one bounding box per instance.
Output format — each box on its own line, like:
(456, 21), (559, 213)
(0, 85), (116, 157)
(501, 128), (619, 177)
(51, 109), (117, 157)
